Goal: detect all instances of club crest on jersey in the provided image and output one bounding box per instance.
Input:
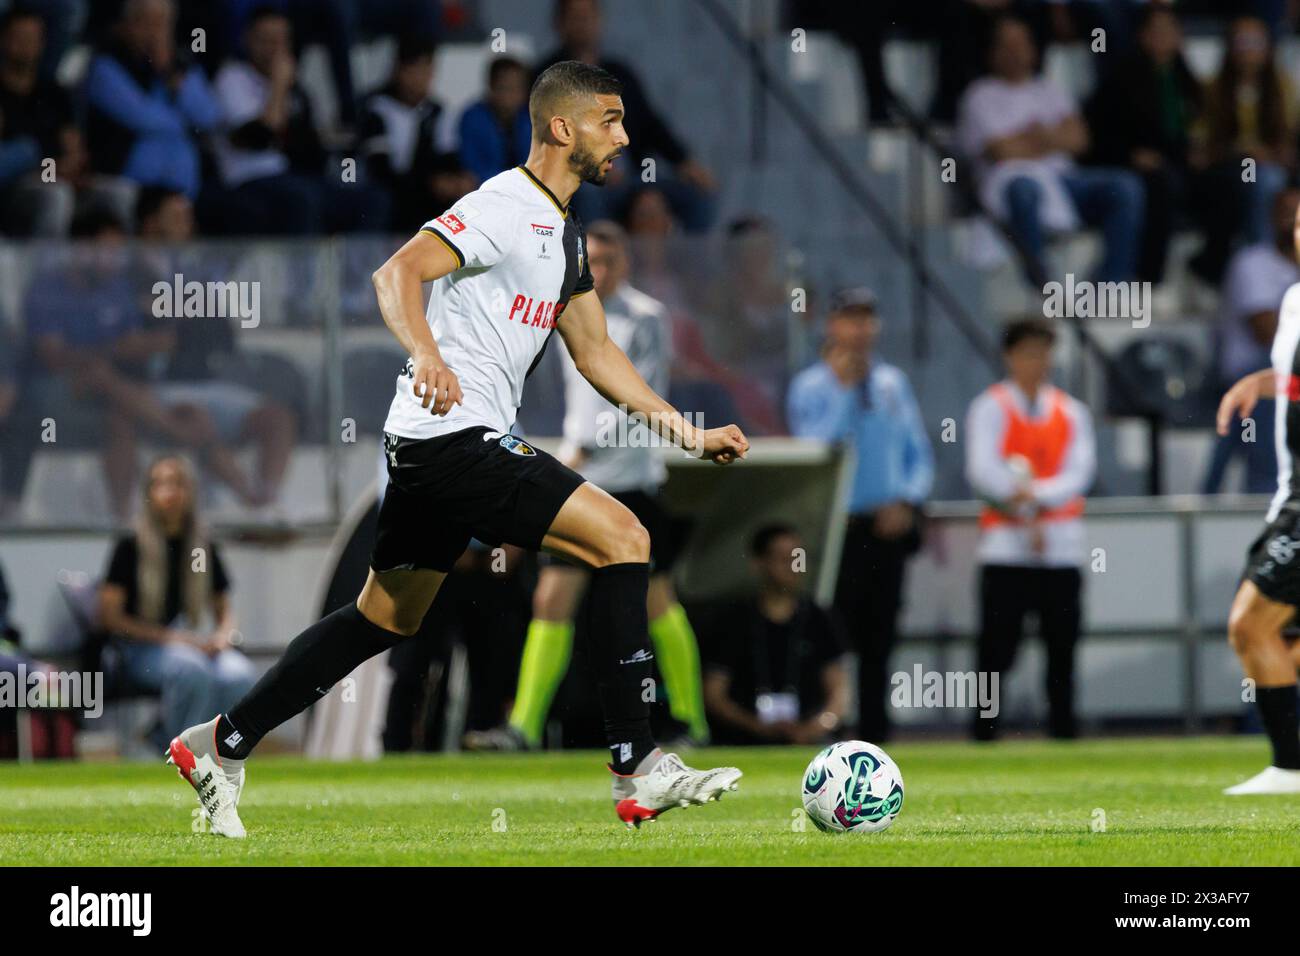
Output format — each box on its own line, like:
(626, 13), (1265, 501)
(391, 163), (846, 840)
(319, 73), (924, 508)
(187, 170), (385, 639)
(499, 435), (537, 457)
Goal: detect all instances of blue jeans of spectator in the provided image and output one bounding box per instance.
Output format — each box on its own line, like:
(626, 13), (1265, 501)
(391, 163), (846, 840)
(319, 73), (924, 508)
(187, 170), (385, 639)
(1004, 167), (1144, 283)
(117, 640), (257, 748)
(1202, 409), (1278, 495)
(1243, 160), (1287, 245)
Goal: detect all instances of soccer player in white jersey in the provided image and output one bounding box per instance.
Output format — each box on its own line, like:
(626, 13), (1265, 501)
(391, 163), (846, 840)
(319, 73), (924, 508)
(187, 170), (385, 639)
(1216, 195), (1300, 795)
(166, 61), (748, 836)
(463, 221), (710, 752)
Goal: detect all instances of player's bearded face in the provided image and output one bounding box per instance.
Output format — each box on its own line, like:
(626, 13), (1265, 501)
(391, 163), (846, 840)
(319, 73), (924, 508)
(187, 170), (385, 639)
(570, 132), (618, 186)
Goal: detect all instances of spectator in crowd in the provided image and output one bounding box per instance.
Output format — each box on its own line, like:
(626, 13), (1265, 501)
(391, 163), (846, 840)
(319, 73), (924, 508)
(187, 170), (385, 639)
(0, 319), (18, 520)
(22, 205), (265, 518)
(537, 0), (717, 232)
(0, 555), (12, 642)
(698, 217), (795, 429)
(136, 186), (298, 508)
(97, 455), (256, 749)
(22, 207), (176, 518)
(212, 0), (443, 130)
(965, 318), (1095, 740)
(1084, 5), (1201, 284)
(211, 5), (389, 235)
(787, 287), (934, 742)
(957, 14), (1144, 284)
(1203, 186), (1300, 494)
(701, 523), (849, 746)
(1, 6), (138, 237)
(457, 56), (531, 185)
(0, 7), (68, 234)
(1189, 15), (1296, 283)
(357, 34), (472, 235)
(83, 0), (219, 201)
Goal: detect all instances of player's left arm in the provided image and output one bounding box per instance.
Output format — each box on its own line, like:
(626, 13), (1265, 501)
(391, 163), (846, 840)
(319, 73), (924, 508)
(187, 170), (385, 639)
(558, 290), (749, 465)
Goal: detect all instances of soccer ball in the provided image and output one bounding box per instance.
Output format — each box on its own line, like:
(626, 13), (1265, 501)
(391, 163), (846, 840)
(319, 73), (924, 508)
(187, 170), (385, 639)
(801, 740), (904, 833)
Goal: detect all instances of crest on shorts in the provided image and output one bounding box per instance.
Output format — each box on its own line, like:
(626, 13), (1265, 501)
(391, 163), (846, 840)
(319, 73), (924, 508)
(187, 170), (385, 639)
(499, 435), (537, 456)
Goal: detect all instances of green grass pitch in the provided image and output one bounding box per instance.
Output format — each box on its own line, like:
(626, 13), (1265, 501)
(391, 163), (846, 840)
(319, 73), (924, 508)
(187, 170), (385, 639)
(1, 736), (1298, 865)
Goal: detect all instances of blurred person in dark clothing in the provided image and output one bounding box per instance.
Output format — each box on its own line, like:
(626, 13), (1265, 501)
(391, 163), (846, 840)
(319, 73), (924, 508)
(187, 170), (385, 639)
(0, 7), (78, 235)
(457, 56), (532, 185)
(536, 0), (716, 231)
(83, 0), (219, 200)
(383, 541), (534, 752)
(136, 186), (297, 507)
(1188, 15), (1295, 283)
(357, 35), (472, 235)
(701, 524), (848, 746)
(1084, 5), (1201, 284)
(787, 287), (933, 743)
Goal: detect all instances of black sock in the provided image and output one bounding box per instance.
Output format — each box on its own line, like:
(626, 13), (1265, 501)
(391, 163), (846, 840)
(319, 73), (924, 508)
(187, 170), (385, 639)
(217, 603), (409, 759)
(586, 562), (656, 774)
(1256, 684), (1300, 769)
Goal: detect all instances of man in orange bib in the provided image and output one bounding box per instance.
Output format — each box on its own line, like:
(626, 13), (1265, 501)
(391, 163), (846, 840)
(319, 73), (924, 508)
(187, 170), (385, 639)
(964, 318), (1095, 741)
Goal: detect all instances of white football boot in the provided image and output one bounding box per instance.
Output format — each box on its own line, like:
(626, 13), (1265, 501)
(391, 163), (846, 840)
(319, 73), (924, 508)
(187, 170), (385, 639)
(609, 749), (742, 828)
(1223, 765), (1300, 795)
(166, 716), (247, 838)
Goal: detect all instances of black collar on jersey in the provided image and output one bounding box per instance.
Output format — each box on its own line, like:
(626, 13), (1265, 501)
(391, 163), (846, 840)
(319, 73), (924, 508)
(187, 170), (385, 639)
(516, 165), (570, 218)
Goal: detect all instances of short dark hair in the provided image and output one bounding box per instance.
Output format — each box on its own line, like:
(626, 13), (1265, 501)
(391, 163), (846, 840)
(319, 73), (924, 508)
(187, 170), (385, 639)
(70, 204), (126, 239)
(528, 60), (622, 137)
(1003, 317), (1056, 352)
(585, 219), (626, 251)
(135, 185), (186, 228)
(488, 56), (528, 86)
(396, 33), (435, 66)
(749, 522), (799, 559)
(246, 3), (287, 29)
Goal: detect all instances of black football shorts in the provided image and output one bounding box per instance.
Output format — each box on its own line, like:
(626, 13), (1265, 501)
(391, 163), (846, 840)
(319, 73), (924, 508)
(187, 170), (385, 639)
(1242, 505), (1300, 607)
(372, 426), (586, 573)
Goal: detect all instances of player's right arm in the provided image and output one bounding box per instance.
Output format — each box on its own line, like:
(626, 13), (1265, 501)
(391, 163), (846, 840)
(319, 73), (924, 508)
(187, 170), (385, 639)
(371, 232), (464, 416)
(1217, 369), (1277, 436)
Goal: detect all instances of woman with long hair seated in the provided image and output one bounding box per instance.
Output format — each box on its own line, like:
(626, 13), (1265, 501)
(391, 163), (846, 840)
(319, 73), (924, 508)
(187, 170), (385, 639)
(97, 455), (256, 749)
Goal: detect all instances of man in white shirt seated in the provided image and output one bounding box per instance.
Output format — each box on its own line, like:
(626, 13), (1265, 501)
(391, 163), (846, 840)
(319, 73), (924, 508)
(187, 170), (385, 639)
(957, 14), (1143, 284)
(211, 6), (389, 235)
(964, 318), (1096, 740)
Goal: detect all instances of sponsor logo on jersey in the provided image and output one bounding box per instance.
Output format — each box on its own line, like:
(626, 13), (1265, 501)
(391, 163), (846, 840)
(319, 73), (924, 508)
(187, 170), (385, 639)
(1286, 372), (1300, 402)
(507, 294), (564, 329)
(530, 223), (555, 237)
(436, 212), (466, 234)
(499, 435), (537, 456)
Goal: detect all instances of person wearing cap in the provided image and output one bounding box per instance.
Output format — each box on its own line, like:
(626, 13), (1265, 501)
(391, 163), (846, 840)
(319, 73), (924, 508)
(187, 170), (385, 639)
(965, 318), (1096, 741)
(786, 287), (934, 742)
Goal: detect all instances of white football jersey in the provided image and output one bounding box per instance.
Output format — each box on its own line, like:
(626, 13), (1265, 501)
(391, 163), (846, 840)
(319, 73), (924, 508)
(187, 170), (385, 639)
(383, 166), (594, 440)
(558, 283), (670, 493)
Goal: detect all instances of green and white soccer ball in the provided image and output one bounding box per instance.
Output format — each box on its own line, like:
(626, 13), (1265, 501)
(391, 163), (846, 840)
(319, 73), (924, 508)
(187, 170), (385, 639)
(801, 740), (904, 833)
